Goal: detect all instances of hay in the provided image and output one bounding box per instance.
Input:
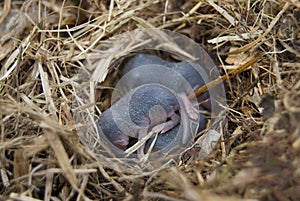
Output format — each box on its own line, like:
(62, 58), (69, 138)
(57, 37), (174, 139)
(0, 0), (299, 200)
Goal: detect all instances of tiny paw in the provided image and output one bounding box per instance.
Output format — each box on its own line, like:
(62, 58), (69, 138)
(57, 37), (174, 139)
(152, 123), (165, 133)
(187, 106), (198, 120)
(152, 121), (178, 134)
(113, 138), (129, 150)
(178, 93), (198, 120)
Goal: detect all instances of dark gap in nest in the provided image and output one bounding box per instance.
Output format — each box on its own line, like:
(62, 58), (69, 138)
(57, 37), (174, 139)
(1, 150), (64, 199)
(32, 174), (64, 199)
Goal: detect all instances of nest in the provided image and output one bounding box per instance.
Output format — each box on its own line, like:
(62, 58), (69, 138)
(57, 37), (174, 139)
(0, 0), (299, 200)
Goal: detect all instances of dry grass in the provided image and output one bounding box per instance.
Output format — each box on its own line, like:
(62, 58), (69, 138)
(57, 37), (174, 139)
(0, 0), (299, 200)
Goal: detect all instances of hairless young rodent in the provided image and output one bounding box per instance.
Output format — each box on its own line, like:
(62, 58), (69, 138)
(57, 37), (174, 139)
(97, 83), (194, 158)
(145, 107), (207, 154)
(122, 54), (209, 93)
(118, 54), (211, 114)
(172, 61), (211, 110)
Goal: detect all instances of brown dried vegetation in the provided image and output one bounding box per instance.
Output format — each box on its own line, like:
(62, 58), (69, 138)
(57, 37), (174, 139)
(0, 0), (299, 200)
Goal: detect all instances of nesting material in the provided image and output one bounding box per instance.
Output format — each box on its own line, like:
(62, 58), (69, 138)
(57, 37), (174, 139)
(0, 0), (299, 200)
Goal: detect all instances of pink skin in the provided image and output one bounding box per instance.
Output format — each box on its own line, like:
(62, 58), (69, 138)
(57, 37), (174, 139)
(152, 112), (181, 134)
(113, 135), (129, 150)
(98, 84), (191, 159)
(111, 98), (194, 159)
(101, 54), (212, 158)
(135, 111), (181, 158)
(177, 93), (198, 120)
(120, 54), (211, 113)
(135, 99), (191, 159)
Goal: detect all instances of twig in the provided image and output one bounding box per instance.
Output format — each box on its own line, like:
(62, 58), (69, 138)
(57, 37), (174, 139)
(188, 54), (263, 100)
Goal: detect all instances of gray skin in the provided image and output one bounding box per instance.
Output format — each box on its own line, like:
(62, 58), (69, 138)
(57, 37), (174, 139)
(120, 54), (211, 113)
(172, 62), (211, 111)
(97, 83), (191, 158)
(145, 107), (207, 153)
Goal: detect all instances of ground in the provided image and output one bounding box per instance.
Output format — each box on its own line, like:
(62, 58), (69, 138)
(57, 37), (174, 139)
(0, 0), (299, 200)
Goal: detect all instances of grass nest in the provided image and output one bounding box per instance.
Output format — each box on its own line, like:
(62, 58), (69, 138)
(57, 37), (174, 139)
(0, 0), (299, 200)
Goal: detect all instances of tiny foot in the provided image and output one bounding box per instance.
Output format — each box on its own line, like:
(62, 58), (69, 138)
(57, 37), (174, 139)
(186, 105), (198, 120)
(178, 93), (198, 120)
(152, 119), (179, 134)
(113, 138), (129, 150)
(152, 123), (165, 133)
